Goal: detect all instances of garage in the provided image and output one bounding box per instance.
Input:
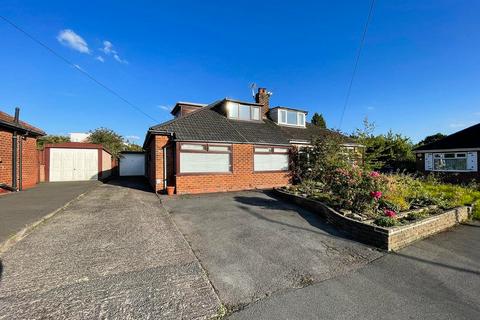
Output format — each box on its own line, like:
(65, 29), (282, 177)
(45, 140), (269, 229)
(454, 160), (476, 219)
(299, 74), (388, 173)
(119, 151), (145, 176)
(45, 143), (114, 182)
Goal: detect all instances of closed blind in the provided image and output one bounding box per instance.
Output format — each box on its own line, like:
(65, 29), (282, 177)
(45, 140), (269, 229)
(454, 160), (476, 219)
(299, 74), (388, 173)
(254, 154), (288, 171)
(180, 153), (230, 173)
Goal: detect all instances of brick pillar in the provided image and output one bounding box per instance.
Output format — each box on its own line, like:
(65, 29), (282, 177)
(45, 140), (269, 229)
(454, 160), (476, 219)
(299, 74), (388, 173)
(153, 135), (170, 193)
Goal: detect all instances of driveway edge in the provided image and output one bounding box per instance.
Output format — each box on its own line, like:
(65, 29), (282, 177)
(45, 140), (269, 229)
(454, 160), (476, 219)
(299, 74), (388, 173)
(0, 187), (95, 256)
(157, 195), (226, 318)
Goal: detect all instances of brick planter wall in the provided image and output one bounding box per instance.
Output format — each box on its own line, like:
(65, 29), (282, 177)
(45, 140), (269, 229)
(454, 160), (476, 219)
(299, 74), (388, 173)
(274, 189), (471, 251)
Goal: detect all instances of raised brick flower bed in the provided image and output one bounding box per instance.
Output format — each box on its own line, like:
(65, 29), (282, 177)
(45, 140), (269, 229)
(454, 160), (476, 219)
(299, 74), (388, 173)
(275, 189), (471, 251)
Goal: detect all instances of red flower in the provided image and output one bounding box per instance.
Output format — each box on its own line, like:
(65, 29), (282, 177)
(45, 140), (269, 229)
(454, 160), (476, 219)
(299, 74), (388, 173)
(384, 209), (397, 218)
(370, 191), (382, 200)
(370, 171), (380, 177)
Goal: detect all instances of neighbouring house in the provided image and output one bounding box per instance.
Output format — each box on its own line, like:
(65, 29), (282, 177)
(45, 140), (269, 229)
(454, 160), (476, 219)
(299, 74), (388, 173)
(0, 108), (45, 192)
(143, 88), (360, 194)
(41, 142), (115, 182)
(414, 123), (480, 181)
(69, 132), (90, 142)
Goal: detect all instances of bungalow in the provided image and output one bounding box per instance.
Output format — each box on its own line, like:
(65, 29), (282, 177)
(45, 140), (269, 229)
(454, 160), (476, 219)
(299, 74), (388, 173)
(0, 108), (45, 192)
(414, 123), (480, 181)
(143, 88), (359, 194)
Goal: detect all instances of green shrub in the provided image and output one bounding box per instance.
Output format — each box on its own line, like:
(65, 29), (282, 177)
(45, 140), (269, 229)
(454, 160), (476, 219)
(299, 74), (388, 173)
(374, 217), (398, 227)
(405, 210), (429, 221)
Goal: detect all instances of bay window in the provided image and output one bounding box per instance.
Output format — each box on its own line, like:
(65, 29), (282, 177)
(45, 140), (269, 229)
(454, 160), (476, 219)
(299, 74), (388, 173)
(179, 143), (231, 174)
(254, 146), (290, 172)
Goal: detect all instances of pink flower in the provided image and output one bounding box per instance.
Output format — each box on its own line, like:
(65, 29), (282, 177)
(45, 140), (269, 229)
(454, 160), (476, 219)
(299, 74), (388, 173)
(370, 171), (380, 178)
(370, 191), (382, 200)
(384, 209), (397, 218)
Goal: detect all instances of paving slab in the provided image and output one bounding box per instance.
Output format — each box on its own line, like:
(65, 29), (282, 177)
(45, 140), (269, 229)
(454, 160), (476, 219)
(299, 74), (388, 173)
(0, 178), (221, 319)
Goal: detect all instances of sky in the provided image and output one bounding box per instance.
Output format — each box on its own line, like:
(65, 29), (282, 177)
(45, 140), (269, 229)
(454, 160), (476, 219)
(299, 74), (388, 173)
(1, 0), (479, 144)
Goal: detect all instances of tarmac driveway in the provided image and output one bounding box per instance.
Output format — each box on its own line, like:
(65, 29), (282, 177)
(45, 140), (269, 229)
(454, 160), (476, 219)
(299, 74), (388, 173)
(162, 190), (384, 309)
(0, 178), (220, 319)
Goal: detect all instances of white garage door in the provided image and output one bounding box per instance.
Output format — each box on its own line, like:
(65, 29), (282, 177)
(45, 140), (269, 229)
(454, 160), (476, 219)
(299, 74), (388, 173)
(50, 148), (98, 181)
(120, 153), (145, 176)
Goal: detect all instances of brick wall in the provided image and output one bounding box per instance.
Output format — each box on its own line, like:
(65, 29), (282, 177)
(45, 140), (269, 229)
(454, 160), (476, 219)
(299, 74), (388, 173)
(0, 129), (13, 187)
(21, 136), (40, 189)
(0, 128), (40, 190)
(275, 189), (471, 251)
(175, 144), (290, 194)
(147, 135), (169, 192)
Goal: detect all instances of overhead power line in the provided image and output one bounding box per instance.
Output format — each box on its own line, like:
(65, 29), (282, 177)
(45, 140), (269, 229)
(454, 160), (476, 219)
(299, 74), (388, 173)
(338, 0), (376, 129)
(0, 15), (159, 123)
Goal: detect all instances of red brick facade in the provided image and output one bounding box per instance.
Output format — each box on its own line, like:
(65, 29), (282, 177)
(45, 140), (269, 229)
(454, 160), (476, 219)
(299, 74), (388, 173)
(0, 128), (40, 191)
(147, 135), (291, 194)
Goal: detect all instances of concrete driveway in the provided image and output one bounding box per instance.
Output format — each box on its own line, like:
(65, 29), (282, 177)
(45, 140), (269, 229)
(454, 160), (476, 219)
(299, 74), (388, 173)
(162, 190), (384, 309)
(0, 178), (220, 319)
(0, 181), (98, 245)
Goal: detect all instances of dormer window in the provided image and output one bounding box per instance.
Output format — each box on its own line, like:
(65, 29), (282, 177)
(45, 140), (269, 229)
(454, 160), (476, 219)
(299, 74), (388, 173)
(277, 109), (306, 127)
(227, 101), (261, 121)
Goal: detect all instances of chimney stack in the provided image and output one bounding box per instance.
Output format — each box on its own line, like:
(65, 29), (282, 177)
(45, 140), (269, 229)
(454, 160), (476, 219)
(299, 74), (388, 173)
(255, 88), (271, 116)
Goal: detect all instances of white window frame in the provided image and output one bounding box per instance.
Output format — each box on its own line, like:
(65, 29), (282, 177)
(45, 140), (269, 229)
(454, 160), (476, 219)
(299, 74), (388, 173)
(178, 143), (232, 174)
(278, 109), (306, 127)
(227, 102), (261, 121)
(253, 146), (290, 172)
(432, 152), (469, 172)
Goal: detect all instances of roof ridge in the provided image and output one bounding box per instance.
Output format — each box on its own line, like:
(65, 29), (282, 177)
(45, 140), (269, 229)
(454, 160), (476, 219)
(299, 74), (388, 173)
(150, 99), (224, 131)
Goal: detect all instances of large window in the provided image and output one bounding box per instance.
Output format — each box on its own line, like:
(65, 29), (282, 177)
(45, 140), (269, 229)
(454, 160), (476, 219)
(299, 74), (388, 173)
(278, 109), (306, 127)
(179, 143), (231, 174)
(227, 102), (261, 121)
(254, 146), (289, 172)
(433, 153), (467, 171)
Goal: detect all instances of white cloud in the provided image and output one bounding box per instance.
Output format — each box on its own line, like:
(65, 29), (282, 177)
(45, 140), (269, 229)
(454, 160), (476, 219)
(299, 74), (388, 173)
(157, 105), (170, 111)
(125, 135), (140, 140)
(57, 29), (90, 53)
(73, 64), (83, 71)
(473, 112), (480, 116)
(95, 56), (104, 62)
(101, 40), (128, 63)
(113, 53), (128, 64)
(102, 40), (114, 54)
(366, 106), (375, 111)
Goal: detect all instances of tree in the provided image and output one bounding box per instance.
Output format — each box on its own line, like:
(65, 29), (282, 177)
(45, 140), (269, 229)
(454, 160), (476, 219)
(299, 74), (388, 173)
(311, 112), (327, 128)
(352, 118), (415, 172)
(124, 142), (143, 152)
(37, 135), (70, 149)
(88, 128), (126, 157)
(291, 133), (348, 183)
(417, 133), (446, 147)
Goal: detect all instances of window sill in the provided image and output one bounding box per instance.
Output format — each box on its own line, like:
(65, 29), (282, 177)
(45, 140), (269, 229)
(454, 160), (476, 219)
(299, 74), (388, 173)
(254, 170), (290, 173)
(176, 172), (233, 176)
(427, 170), (476, 173)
